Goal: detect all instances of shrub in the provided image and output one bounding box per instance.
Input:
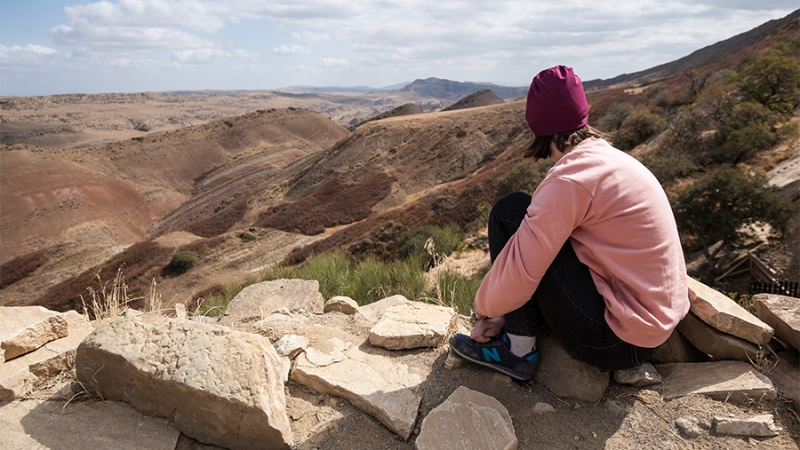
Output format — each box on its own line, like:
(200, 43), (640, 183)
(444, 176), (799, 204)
(0, 248), (49, 289)
(615, 109), (665, 150)
(712, 101), (779, 165)
(495, 159), (550, 198)
(167, 251), (197, 275)
(737, 56), (800, 114)
(597, 102), (634, 132)
(456, 130), (467, 138)
(184, 199), (249, 237)
(398, 225), (462, 262)
(671, 167), (793, 274)
(639, 154), (699, 186)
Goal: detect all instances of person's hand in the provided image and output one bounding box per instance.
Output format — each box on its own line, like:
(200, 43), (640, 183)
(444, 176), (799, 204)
(470, 316), (505, 342)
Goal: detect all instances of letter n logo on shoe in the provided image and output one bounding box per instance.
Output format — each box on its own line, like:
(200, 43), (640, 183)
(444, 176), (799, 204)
(482, 348), (501, 362)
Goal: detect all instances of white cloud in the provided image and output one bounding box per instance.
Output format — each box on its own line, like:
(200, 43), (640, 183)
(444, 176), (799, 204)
(319, 57), (349, 68)
(273, 44), (310, 56)
(291, 31), (330, 43)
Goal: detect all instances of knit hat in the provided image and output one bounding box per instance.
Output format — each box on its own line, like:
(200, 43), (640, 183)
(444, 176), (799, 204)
(525, 65), (589, 136)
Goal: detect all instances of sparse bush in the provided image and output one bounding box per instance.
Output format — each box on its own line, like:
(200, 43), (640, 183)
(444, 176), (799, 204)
(224, 120), (234, 128)
(736, 55), (800, 114)
(167, 251), (197, 275)
(615, 109), (665, 150)
(597, 102), (634, 132)
(430, 266), (488, 313)
(495, 160), (549, 198)
(456, 130), (467, 138)
(184, 199), (248, 237)
(0, 248), (49, 289)
(639, 154), (699, 186)
(671, 167), (793, 273)
(239, 231), (257, 241)
(712, 101), (779, 165)
(398, 225), (462, 261)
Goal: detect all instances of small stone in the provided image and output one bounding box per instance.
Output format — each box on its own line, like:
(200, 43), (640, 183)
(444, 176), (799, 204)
(613, 363), (662, 387)
(714, 414), (781, 437)
(444, 351), (466, 370)
(675, 417), (701, 438)
(574, 436), (580, 442)
(533, 402), (555, 415)
(273, 334), (310, 359)
(324, 296), (359, 315)
(173, 303), (187, 319)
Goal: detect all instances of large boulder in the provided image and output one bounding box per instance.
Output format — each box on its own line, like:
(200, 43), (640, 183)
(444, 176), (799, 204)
(686, 277), (773, 345)
(76, 310), (292, 450)
(219, 279), (324, 327)
(415, 386), (517, 450)
(532, 334), (610, 402)
(0, 306), (69, 363)
(677, 312), (763, 361)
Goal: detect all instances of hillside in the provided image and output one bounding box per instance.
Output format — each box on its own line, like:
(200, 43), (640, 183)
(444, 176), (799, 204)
(442, 90), (505, 111)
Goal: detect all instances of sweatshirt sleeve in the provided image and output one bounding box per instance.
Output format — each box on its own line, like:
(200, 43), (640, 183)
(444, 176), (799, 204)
(474, 176), (593, 318)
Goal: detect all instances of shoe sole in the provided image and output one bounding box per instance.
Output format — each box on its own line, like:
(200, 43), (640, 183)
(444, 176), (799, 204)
(449, 346), (534, 381)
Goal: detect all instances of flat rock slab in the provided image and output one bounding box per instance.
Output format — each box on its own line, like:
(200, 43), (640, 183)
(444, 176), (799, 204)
(0, 400), (179, 450)
(415, 386), (517, 450)
(1, 311), (93, 400)
(687, 277), (773, 345)
(76, 310), (292, 450)
(358, 295), (409, 324)
(219, 279), (324, 326)
(753, 294), (800, 351)
(369, 301), (456, 350)
(677, 312), (762, 362)
(533, 334), (610, 402)
(291, 324), (426, 440)
(0, 306), (69, 363)
(714, 414), (781, 437)
(656, 361), (776, 402)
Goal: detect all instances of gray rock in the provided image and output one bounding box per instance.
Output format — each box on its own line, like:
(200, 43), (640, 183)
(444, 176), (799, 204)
(766, 350), (800, 411)
(415, 386), (517, 450)
(656, 361), (776, 401)
(273, 334), (309, 358)
(76, 311), (292, 450)
(358, 295), (410, 324)
(533, 334), (610, 402)
(649, 329), (708, 364)
(369, 301), (456, 350)
(613, 363), (662, 387)
(0, 400), (179, 450)
(714, 414), (781, 437)
(0, 306), (69, 363)
(219, 279), (324, 326)
(324, 296), (359, 315)
(687, 277), (773, 345)
(1, 311), (93, 400)
(677, 312), (763, 361)
(675, 416), (701, 438)
(752, 294), (800, 351)
(291, 324), (425, 440)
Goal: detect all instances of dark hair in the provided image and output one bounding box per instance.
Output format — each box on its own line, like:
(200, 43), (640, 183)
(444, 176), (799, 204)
(523, 125), (605, 161)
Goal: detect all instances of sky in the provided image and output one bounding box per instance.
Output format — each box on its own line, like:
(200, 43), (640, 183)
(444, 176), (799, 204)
(0, 1), (797, 97)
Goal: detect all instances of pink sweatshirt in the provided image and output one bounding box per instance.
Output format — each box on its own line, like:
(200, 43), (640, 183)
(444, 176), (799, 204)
(475, 137), (689, 348)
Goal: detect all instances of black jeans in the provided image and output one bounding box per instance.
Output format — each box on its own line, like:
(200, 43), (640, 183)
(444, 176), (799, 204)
(487, 191), (655, 371)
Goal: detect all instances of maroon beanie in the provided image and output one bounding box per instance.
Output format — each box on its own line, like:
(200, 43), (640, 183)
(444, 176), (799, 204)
(525, 65), (589, 136)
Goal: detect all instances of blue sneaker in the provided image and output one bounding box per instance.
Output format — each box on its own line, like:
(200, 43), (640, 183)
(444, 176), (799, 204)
(449, 332), (539, 381)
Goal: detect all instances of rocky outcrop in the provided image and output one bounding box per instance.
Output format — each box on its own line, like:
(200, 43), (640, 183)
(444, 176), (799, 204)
(532, 333), (610, 402)
(290, 324), (425, 440)
(76, 310), (292, 450)
(0, 306), (68, 363)
(1, 309), (92, 400)
(687, 277), (774, 345)
(415, 386), (517, 450)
